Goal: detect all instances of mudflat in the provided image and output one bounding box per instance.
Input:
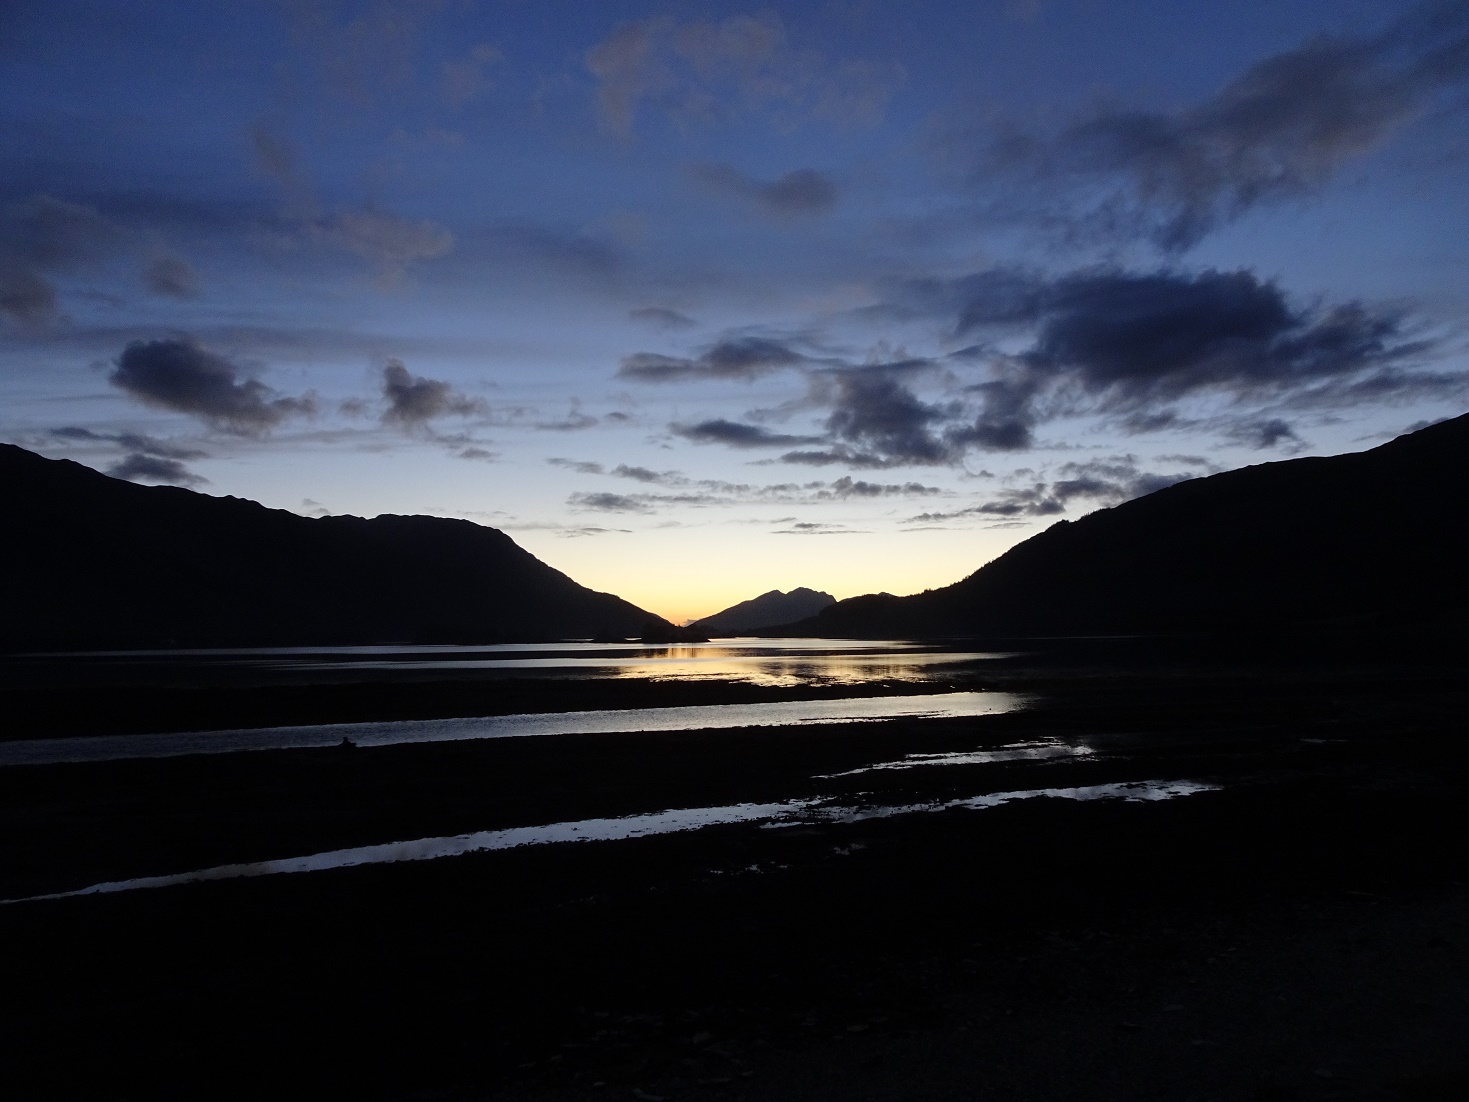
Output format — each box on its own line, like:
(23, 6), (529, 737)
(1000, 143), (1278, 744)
(1, 644), (1466, 1101)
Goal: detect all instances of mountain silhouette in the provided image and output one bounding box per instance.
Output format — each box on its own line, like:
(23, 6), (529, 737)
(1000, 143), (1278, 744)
(0, 444), (670, 650)
(691, 588), (837, 634)
(780, 414), (1469, 639)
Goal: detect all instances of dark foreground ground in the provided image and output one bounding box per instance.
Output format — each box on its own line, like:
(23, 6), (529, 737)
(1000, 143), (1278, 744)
(1, 644), (1467, 1101)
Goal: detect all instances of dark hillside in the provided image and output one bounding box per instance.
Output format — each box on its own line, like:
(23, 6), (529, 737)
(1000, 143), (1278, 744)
(0, 445), (665, 650)
(788, 414), (1469, 639)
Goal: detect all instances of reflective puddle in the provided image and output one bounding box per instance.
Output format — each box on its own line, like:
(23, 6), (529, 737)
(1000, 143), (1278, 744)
(2, 780), (1216, 905)
(817, 740), (1096, 777)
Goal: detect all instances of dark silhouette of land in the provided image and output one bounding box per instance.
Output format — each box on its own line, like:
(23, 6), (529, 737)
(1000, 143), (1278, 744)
(0, 444), (669, 650)
(4, 420), (1469, 1100)
(691, 587), (836, 634)
(780, 414), (1469, 640)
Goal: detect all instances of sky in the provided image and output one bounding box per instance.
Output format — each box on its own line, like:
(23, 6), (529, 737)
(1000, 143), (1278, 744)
(2, 0), (1467, 623)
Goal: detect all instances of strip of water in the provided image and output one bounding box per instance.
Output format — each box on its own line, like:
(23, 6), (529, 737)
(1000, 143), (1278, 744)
(1, 780), (1216, 905)
(0, 691), (1027, 767)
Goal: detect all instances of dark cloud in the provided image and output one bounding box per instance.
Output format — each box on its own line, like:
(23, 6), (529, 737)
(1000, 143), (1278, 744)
(0, 267), (59, 327)
(924, 266), (1435, 451)
(105, 453), (207, 487)
(672, 418), (823, 447)
(1224, 417), (1307, 450)
(824, 475), (942, 498)
(142, 253), (199, 298)
(549, 458), (687, 485)
(629, 306), (697, 329)
(611, 463), (673, 484)
(2, 194), (124, 269)
(620, 336), (808, 382)
(0, 194), (126, 328)
(51, 426), (209, 461)
(456, 447), (497, 461)
(547, 458), (606, 475)
(772, 522), (865, 535)
(910, 456), (1197, 522)
(380, 359), (486, 429)
(568, 491), (655, 513)
(563, 472), (941, 514)
(967, 2), (1469, 249)
(109, 338), (316, 435)
(690, 163), (839, 216)
(820, 365), (960, 465)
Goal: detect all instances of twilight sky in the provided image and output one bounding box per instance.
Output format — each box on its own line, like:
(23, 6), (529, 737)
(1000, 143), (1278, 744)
(3, 0), (1467, 622)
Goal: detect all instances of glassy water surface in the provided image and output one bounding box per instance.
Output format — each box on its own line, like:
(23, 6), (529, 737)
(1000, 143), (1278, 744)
(0, 690), (1026, 766)
(10, 638), (1014, 689)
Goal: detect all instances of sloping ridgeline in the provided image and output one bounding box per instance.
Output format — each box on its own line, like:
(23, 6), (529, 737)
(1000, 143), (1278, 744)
(785, 414), (1469, 639)
(691, 588), (836, 634)
(0, 445), (668, 650)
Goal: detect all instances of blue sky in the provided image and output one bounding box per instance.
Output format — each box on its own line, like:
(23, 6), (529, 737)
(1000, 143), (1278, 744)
(3, 0), (1466, 621)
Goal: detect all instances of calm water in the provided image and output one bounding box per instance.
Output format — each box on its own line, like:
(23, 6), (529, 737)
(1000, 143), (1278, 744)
(8, 638), (1015, 689)
(0, 690), (1026, 766)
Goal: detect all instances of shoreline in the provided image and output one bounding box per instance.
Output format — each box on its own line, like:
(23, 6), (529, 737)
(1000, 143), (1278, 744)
(1, 656), (1466, 1099)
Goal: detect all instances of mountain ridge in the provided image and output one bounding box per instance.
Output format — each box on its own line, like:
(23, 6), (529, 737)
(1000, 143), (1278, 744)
(0, 444), (668, 650)
(775, 414), (1469, 639)
(690, 587), (836, 634)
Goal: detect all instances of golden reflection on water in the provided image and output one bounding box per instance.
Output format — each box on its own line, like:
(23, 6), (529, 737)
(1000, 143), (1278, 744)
(205, 639), (1018, 688)
(603, 646), (1002, 687)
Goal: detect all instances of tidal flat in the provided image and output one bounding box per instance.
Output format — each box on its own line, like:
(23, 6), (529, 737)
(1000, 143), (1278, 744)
(1, 638), (1466, 1100)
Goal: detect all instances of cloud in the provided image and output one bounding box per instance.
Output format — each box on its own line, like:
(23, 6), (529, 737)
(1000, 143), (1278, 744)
(2, 194), (124, 269)
(0, 267), (59, 328)
(317, 208), (454, 287)
(825, 475), (942, 499)
(534, 408), (599, 431)
(109, 338), (316, 435)
(690, 163), (838, 216)
(105, 453), (208, 487)
(965, 2), (1469, 249)
(907, 266), (1437, 452)
(562, 471), (942, 515)
(819, 364), (960, 465)
(51, 426), (209, 461)
(547, 458), (606, 475)
(1223, 416), (1307, 450)
(456, 447), (497, 461)
(568, 491), (654, 513)
(909, 456), (1198, 521)
(611, 463), (674, 484)
(584, 12), (902, 137)
(629, 306), (697, 329)
(672, 418), (823, 447)
(0, 194), (126, 328)
(379, 359), (486, 429)
(619, 335), (809, 382)
(142, 253), (199, 298)
(772, 521), (866, 535)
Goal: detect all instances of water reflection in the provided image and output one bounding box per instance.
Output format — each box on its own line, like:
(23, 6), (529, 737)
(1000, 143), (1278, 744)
(11, 639), (1016, 690)
(817, 740), (1096, 777)
(269, 639), (1012, 687)
(3, 780), (1216, 905)
(0, 690), (1027, 767)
